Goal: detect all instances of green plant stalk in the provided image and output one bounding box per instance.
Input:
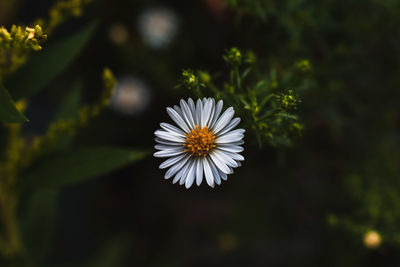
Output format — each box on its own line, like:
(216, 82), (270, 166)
(0, 188), (20, 256)
(0, 122), (24, 257)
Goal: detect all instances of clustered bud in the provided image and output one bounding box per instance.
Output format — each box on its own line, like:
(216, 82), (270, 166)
(280, 90), (298, 109)
(296, 59), (311, 72)
(181, 69), (204, 91)
(47, 0), (92, 32)
(0, 25), (47, 51)
(223, 47), (242, 66)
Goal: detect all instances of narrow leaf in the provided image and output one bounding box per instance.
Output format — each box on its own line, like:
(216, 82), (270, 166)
(20, 147), (149, 189)
(21, 189), (58, 264)
(53, 81), (82, 121)
(0, 84), (28, 122)
(6, 22), (96, 99)
(85, 237), (129, 267)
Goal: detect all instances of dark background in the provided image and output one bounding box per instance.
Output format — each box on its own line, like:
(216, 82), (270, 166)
(2, 0), (400, 266)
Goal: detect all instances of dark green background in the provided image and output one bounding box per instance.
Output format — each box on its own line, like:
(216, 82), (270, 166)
(2, 0), (400, 266)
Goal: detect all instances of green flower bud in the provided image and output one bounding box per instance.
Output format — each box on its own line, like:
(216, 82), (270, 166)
(223, 47), (242, 66)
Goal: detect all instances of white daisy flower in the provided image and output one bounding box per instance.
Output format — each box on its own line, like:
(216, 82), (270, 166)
(154, 98), (245, 188)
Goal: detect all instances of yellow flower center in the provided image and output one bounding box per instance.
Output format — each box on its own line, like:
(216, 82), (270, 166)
(184, 125), (216, 157)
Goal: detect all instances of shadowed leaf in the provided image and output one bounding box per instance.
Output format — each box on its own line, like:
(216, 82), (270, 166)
(6, 22), (96, 99)
(21, 190), (58, 265)
(0, 84), (28, 122)
(20, 147), (149, 189)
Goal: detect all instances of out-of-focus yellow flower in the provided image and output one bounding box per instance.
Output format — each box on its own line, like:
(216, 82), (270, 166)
(0, 24), (47, 78)
(363, 230), (382, 249)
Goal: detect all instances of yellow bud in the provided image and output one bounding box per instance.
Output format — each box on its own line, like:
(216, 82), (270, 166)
(25, 27), (35, 39)
(15, 100), (28, 112)
(0, 27), (11, 40)
(188, 75), (196, 84)
(34, 25), (43, 35)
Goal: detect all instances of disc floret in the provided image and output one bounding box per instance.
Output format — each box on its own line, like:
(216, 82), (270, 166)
(184, 125), (216, 157)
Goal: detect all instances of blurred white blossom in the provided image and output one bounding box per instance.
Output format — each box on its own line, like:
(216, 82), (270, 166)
(110, 76), (151, 115)
(138, 7), (179, 49)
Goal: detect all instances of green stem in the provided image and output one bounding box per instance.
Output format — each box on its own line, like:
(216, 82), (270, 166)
(0, 189), (21, 257)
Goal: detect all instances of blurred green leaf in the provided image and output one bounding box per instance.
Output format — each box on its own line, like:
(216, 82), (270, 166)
(85, 237), (129, 267)
(50, 82), (83, 151)
(53, 81), (82, 121)
(20, 189), (58, 265)
(20, 147), (149, 189)
(275, 113), (298, 120)
(0, 84), (28, 123)
(6, 22), (96, 100)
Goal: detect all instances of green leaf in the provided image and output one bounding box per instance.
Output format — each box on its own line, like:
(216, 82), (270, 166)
(21, 189), (58, 265)
(53, 81), (82, 121)
(85, 237), (129, 267)
(259, 93), (276, 109)
(241, 67), (252, 81)
(20, 147), (149, 190)
(6, 22), (96, 100)
(0, 84), (28, 122)
(275, 112), (298, 120)
(50, 81), (83, 151)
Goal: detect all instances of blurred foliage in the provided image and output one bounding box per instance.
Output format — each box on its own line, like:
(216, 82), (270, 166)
(0, 85), (28, 123)
(224, 0), (400, 249)
(5, 22), (96, 100)
(0, 0), (92, 79)
(0, 24), (47, 79)
(0, 1), (147, 266)
(178, 47), (310, 147)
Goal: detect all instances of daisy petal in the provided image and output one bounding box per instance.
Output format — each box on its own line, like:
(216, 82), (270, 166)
(173, 159), (190, 184)
(165, 156), (190, 179)
(196, 99), (203, 128)
(167, 107), (190, 133)
(154, 149), (184, 158)
(209, 100), (223, 128)
(187, 98), (197, 124)
(217, 144), (244, 153)
(154, 130), (186, 143)
(216, 149), (244, 161)
(154, 144), (182, 150)
(185, 159), (197, 188)
(212, 107), (234, 133)
(209, 160), (221, 185)
(196, 158), (204, 186)
(214, 149), (238, 168)
(219, 170), (228, 180)
(173, 105), (183, 117)
(216, 117), (241, 136)
(160, 122), (186, 137)
(205, 98), (215, 127)
(159, 154), (187, 169)
(179, 159), (194, 185)
(203, 157), (215, 188)
(155, 138), (180, 146)
(180, 99), (196, 129)
(209, 151), (231, 174)
(218, 128), (245, 137)
(230, 140), (245, 146)
(215, 132), (244, 144)
(202, 98), (213, 128)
